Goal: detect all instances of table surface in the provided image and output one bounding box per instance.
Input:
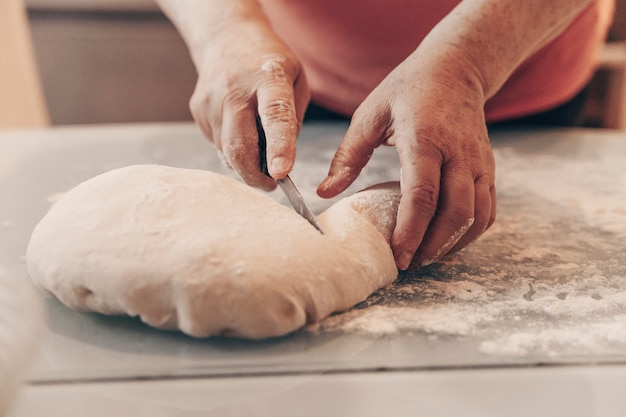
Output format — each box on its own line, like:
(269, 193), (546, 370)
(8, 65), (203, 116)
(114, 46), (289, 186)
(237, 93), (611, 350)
(2, 122), (626, 416)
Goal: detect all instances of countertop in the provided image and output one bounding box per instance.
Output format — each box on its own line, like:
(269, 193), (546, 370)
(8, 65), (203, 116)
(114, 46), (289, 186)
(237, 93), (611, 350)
(2, 122), (626, 416)
(24, 0), (159, 12)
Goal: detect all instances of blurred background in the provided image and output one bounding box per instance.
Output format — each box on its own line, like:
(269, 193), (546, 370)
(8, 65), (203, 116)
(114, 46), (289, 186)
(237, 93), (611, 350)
(3, 0), (626, 129)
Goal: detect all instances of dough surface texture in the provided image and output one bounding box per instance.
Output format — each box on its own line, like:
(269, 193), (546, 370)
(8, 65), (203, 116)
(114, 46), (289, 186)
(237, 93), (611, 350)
(26, 165), (400, 339)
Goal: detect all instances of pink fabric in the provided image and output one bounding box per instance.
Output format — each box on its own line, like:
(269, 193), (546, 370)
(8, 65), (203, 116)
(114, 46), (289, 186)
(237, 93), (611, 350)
(258, 0), (614, 122)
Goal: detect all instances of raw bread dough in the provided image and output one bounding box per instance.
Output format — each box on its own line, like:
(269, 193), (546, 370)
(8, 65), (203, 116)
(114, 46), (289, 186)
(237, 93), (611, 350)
(26, 165), (400, 339)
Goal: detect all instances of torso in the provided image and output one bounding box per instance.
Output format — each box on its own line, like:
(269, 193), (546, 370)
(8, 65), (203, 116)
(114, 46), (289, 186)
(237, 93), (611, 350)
(258, 0), (614, 121)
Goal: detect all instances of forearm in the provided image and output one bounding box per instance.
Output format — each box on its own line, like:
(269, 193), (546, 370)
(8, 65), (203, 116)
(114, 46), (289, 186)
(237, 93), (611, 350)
(414, 0), (595, 99)
(155, 0), (269, 68)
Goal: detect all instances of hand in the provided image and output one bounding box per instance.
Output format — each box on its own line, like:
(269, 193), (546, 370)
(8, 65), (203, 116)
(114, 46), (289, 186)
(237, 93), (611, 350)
(190, 19), (310, 189)
(317, 49), (496, 270)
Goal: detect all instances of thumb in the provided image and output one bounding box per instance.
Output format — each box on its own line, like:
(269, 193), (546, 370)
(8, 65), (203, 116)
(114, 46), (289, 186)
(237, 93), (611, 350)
(317, 106), (390, 198)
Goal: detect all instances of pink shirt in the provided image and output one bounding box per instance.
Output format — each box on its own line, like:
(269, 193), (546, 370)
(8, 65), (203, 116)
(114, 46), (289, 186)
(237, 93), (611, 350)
(258, 0), (614, 122)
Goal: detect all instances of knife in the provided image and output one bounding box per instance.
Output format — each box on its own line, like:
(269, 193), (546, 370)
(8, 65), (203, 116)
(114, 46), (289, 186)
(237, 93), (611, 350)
(257, 118), (324, 234)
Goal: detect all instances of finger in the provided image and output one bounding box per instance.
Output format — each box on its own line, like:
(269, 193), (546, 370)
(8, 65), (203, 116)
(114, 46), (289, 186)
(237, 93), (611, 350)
(317, 105), (390, 198)
(412, 165), (475, 266)
(293, 70), (311, 133)
(488, 183), (497, 228)
(391, 139), (443, 270)
(189, 85), (217, 145)
(201, 116), (232, 171)
(189, 87), (234, 170)
(448, 176), (494, 255)
(207, 114), (230, 170)
(257, 63), (299, 180)
(221, 105), (277, 191)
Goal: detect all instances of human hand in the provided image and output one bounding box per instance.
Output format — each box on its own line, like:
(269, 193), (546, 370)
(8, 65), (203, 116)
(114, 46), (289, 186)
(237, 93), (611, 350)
(190, 19), (310, 190)
(317, 51), (496, 270)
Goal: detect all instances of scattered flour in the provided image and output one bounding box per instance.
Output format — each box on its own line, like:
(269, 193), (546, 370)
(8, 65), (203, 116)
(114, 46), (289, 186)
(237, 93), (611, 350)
(480, 317), (626, 357)
(326, 304), (495, 337)
(312, 143), (626, 358)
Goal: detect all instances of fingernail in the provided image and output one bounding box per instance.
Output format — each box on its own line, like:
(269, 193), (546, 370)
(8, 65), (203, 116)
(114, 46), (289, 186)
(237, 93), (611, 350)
(270, 156), (289, 176)
(318, 175), (334, 192)
(396, 252), (413, 271)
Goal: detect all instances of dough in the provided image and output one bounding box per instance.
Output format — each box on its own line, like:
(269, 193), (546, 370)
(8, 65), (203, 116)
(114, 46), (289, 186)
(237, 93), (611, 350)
(26, 165), (400, 339)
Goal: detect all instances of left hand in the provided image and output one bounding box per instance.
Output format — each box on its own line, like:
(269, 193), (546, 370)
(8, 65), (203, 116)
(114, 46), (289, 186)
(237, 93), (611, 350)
(317, 48), (497, 270)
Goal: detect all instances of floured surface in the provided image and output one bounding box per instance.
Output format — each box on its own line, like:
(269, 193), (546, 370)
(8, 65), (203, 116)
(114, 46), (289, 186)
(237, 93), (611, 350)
(317, 135), (626, 357)
(0, 266), (43, 414)
(3, 124), (626, 383)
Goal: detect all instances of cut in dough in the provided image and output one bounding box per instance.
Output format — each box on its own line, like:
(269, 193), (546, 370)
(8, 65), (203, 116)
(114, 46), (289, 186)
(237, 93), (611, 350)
(26, 165), (401, 339)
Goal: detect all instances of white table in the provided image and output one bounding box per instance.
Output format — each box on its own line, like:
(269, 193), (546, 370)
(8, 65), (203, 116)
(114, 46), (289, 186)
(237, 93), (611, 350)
(3, 122), (626, 416)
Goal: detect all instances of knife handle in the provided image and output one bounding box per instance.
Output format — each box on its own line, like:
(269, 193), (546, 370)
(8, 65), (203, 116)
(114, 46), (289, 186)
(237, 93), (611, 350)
(256, 117), (271, 177)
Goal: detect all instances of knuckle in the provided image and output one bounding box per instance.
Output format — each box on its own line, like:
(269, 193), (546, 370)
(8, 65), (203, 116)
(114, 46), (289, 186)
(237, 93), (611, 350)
(474, 170), (495, 186)
(202, 126), (215, 144)
(260, 57), (290, 79)
(189, 90), (209, 118)
(415, 123), (449, 142)
(329, 149), (368, 183)
(213, 74), (251, 111)
(261, 98), (296, 124)
(221, 72), (248, 97)
(222, 91), (250, 111)
(414, 124), (452, 152)
(259, 54), (302, 84)
(351, 102), (393, 143)
(333, 145), (363, 168)
(353, 105), (387, 130)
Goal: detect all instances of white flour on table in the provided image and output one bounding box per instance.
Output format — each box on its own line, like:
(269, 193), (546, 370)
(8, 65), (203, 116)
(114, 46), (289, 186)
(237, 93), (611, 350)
(313, 144), (626, 358)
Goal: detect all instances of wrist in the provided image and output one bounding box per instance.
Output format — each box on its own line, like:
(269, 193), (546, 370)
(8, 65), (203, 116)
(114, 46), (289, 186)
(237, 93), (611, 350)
(157, 0), (270, 69)
(409, 42), (489, 105)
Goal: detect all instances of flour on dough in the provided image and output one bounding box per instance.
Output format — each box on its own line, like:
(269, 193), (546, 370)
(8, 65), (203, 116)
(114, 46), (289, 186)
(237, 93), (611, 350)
(26, 165), (400, 339)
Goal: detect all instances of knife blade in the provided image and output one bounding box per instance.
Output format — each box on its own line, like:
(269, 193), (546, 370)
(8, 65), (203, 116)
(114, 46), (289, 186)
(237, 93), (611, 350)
(257, 118), (324, 234)
(275, 176), (324, 233)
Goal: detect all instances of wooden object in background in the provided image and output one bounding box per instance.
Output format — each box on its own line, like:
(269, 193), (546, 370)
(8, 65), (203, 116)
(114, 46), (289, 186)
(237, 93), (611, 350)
(22, 0), (626, 129)
(597, 41), (626, 129)
(583, 0), (626, 130)
(0, 0), (49, 128)
(27, 7), (196, 125)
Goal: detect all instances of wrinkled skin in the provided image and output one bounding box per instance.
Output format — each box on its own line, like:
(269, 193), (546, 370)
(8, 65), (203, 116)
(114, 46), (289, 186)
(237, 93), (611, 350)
(156, 0), (594, 270)
(317, 47), (497, 269)
(189, 20), (309, 191)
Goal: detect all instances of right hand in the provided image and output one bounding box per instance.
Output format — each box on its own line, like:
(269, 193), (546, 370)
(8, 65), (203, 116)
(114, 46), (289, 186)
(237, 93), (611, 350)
(190, 19), (310, 190)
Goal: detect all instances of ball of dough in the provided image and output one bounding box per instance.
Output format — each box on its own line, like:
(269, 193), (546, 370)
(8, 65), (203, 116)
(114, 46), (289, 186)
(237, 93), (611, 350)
(26, 165), (399, 339)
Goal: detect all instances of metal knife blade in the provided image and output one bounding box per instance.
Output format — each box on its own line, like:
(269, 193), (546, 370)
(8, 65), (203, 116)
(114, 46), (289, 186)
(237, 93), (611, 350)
(276, 175), (324, 233)
(257, 118), (324, 234)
